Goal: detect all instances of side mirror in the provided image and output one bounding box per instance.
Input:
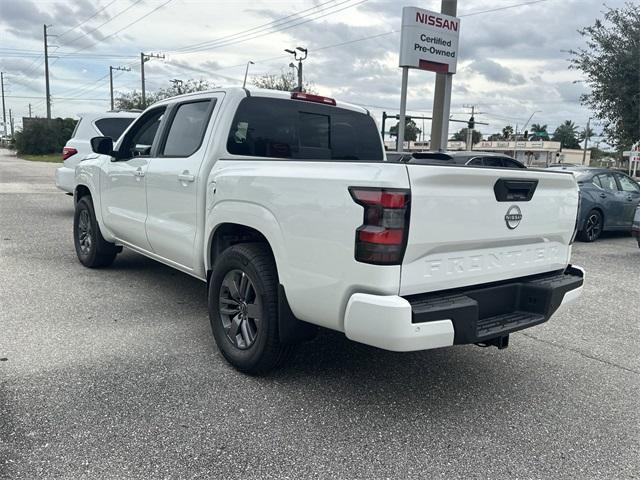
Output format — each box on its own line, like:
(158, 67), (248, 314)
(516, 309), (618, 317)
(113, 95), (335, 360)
(90, 136), (114, 156)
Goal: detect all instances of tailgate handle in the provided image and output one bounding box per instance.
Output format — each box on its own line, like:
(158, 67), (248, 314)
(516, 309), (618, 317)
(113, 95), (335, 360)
(494, 178), (538, 202)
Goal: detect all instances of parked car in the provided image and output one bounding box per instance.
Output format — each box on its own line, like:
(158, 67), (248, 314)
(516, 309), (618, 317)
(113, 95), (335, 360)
(633, 203), (640, 248)
(547, 166), (640, 242)
(73, 87), (583, 374)
(55, 111), (139, 193)
(387, 151), (526, 168)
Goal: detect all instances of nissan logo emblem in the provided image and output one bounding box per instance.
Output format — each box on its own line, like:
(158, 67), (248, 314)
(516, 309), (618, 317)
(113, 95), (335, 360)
(505, 205), (522, 230)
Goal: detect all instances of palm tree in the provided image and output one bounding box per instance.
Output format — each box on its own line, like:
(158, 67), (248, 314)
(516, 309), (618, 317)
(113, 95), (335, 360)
(552, 120), (580, 149)
(530, 123), (549, 140)
(501, 125), (514, 140)
(579, 125), (595, 142)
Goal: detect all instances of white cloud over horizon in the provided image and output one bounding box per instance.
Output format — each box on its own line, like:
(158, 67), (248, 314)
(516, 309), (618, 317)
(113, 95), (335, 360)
(0, 0), (624, 140)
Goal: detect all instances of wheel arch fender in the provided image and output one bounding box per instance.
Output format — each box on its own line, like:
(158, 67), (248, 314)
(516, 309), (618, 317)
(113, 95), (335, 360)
(205, 201), (290, 287)
(205, 203), (317, 344)
(73, 177), (115, 243)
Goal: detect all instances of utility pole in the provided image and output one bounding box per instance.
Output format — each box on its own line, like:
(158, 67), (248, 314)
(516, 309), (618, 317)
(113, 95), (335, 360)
(1, 72), (6, 136)
(109, 65), (131, 110)
(429, 0), (457, 151)
(582, 117), (591, 165)
(514, 110), (540, 162)
(462, 104), (477, 151)
(44, 24), (52, 119)
(170, 78), (184, 94)
(28, 103), (32, 118)
(140, 52), (165, 108)
(397, 67), (409, 152)
(285, 47), (307, 92)
(8, 108), (14, 137)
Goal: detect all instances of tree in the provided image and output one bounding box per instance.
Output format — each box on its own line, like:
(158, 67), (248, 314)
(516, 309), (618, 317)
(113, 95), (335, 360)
(552, 120), (581, 149)
(501, 125), (514, 140)
(389, 118), (421, 142)
(487, 133), (503, 141)
(14, 117), (77, 154)
(252, 70), (316, 93)
(530, 123), (550, 140)
(569, 3), (640, 149)
(114, 79), (217, 110)
(579, 125), (595, 142)
(451, 127), (482, 144)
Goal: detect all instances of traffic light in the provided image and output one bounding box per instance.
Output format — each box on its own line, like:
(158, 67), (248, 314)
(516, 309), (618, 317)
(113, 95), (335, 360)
(523, 130), (529, 140)
(468, 116), (475, 130)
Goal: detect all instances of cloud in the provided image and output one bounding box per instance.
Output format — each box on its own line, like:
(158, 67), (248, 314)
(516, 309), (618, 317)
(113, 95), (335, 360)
(467, 59), (525, 85)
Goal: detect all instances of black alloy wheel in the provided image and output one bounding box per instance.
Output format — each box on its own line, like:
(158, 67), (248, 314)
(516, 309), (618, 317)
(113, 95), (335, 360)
(582, 210), (603, 242)
(219, 269), (262, 350)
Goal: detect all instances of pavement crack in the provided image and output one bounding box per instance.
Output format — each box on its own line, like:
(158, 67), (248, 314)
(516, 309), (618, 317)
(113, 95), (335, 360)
(519, 332), (640, 375)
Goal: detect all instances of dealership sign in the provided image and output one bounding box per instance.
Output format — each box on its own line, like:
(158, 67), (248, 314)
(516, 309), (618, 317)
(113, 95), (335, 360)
(399, 6), (461, 74)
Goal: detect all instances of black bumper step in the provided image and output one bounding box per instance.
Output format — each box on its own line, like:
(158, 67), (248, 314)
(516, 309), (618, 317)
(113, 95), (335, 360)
(405, 266), (584, 344)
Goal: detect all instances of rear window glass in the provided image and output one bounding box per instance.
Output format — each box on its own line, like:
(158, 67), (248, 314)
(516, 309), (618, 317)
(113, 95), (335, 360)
(95, 117), (134, 140)
(227, 97), (383, 161)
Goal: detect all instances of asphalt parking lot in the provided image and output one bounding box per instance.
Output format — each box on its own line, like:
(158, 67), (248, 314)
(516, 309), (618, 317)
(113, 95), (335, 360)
(1, 150), (639, 479)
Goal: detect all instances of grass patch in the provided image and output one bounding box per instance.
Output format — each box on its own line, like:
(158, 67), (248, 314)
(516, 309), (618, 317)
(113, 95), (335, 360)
(19, 153), (62, 163)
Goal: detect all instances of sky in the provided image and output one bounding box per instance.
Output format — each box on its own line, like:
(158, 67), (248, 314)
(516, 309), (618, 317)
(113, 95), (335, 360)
(0, 0), (627, 140)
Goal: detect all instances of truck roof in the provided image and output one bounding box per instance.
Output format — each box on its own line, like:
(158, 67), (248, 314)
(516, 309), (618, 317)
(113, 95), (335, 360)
(152, 86), (369, 115)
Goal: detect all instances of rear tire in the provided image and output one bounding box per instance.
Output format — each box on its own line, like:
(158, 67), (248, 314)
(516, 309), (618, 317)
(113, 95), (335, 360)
(74, 196), (118, 268)
(578, 209), (603, 242)
(208, 243), (293, 375)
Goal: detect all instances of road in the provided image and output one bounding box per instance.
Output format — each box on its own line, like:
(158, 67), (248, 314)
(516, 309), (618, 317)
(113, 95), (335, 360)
(1, 150), (639, 479)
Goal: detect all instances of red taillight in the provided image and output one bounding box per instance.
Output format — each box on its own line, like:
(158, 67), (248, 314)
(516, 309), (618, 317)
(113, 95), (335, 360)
(62, 147), (77, 161)
(350, 187), (410, 265)
(291, 92), (336, 106)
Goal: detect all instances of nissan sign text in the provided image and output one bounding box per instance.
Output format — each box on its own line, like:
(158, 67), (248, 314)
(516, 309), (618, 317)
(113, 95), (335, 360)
(399, 6), (461, 74)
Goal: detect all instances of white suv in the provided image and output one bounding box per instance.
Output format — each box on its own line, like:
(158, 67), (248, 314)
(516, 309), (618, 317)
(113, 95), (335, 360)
(55, 111), (138, 193)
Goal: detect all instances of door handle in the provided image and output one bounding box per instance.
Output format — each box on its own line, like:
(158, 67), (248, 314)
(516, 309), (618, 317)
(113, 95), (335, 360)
(178, 171), (195, 183)
(599, 193), (607, 198)
(134, 167), (145, 177)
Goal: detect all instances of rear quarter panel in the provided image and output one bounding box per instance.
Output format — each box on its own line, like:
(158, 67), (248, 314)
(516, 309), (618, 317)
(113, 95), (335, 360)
(206, 160), (409, 331)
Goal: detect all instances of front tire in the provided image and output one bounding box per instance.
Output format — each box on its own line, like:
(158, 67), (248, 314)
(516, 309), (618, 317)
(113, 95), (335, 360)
(74, 196), (118, 268)
(578, 209), (603, 242)
(208, 243), (293, 374)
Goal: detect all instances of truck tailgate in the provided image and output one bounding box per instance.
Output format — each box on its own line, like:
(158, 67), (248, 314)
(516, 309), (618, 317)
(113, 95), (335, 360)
(401, 165), (579, 296)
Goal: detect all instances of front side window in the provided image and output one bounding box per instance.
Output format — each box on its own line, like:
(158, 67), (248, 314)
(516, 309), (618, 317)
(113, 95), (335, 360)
(119, 107), (166, 158)
(617, 174), (640, 193)
(226, 97), (383, 161)
(592, 175), (602, 189)
(162, 100), (213, 157)
(95, 117), (135, 140)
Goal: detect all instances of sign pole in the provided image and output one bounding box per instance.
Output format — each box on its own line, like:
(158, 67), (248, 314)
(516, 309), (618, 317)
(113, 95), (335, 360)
(397, 67), (409, 152)
(429, 0), (457, 151)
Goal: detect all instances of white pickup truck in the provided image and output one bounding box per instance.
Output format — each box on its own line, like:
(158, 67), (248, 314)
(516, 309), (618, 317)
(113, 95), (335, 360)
(74, 87), (584, 374)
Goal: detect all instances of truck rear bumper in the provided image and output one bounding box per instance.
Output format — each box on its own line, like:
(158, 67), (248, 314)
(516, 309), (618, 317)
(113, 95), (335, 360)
(344, 265), (584, 352)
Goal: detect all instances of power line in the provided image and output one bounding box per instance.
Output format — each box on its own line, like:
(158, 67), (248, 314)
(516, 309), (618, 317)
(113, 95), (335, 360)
(167, 0), (369, 56)
(74, 0), (175, 55)
(57, 0), (120, 39)
(59, 0), (146, 49)
(169, 0), (349, 54)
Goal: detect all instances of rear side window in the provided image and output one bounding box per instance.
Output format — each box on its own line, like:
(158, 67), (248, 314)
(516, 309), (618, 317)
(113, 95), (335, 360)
(617, 174), (640, 193)
(227, 97), (383, 161)
(162, 100), (213, 157)
(482, 157), (503, 167)
(502, 158), (525, 169)
(95, 117), (135, 140)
